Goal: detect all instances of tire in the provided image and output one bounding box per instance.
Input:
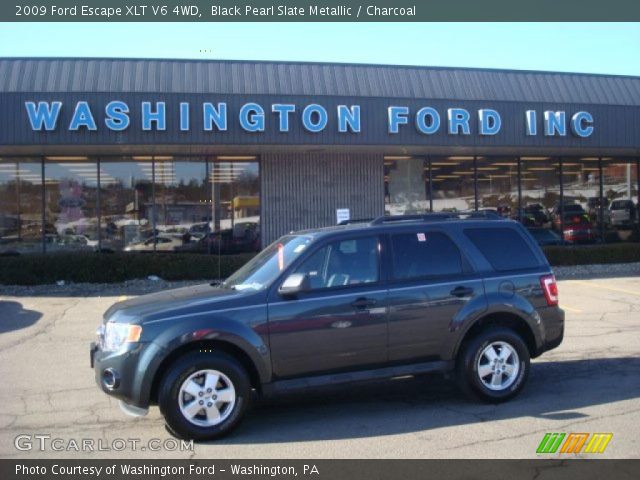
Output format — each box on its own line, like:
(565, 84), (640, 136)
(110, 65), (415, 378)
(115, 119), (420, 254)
(158, 351), (252, 441)
(456, 327), (530, 403)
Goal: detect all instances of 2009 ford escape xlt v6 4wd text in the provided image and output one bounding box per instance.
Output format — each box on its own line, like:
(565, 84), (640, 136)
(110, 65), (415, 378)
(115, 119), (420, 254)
(91, 213), (564, 440)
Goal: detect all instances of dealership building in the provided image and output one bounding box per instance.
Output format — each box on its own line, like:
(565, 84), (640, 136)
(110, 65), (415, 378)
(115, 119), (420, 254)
(0, 57), (638, 254)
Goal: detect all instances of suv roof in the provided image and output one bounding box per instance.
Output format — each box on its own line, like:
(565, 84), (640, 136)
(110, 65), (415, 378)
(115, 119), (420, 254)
(291, 212), (510, 239)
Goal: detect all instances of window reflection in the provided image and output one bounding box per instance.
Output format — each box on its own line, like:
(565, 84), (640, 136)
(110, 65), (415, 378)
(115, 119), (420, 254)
(384, 156), (429, 215)
(149, 156), (209, 252)
(44, 157), (99, 253)
(602, 158), (638, 243)
(476, 157), (518, 219)
(568, 157), (603, 231)
(430, 156), (475, 213)
(519, 157), (572, 243)
(205, 159), (260, 255)
(100, 157), (154, 252)
(0, 157), (43, 254)
(0, 152), (635, 255)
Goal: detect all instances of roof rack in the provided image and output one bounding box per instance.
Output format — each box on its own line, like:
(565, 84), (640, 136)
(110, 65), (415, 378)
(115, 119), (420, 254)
(369, 211), (503, 225)
(337, 218), (375, 226)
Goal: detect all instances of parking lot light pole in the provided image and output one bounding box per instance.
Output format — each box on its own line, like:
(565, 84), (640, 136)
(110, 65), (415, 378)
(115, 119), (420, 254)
(637, 158), (640, 231)
(97, 157), (102, 252)
(517, 157), (522, 223)
(473, 156), (478, 211)
(428, 156), (433, 212)
(559, 157), (565, 244)
(41, 156), (46, 254)
(599, 157), (605, 243)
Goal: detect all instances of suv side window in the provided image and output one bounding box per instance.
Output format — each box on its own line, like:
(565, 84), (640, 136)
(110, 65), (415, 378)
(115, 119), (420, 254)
(294, 236), (379, 290)
(390, 231), (463, 280)
(465, 227), (540, 272)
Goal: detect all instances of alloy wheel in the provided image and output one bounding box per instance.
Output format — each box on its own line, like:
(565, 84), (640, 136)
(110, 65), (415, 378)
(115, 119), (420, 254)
(178, 369), (236, 427)
(476, 341), (520, 391)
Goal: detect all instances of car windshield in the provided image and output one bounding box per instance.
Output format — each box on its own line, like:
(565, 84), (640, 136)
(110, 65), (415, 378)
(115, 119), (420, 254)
(611, 200), (630, 209)
(222, 235), (314, 291)
(563, 204), (584, 212)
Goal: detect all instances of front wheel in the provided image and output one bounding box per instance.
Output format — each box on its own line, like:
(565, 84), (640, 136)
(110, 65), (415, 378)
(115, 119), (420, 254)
(158, 351), (251, 441)
(456, 327), (530, 403)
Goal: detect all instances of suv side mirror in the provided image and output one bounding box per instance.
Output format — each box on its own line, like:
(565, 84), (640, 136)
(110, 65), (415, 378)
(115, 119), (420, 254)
(278, 273), (310, 297)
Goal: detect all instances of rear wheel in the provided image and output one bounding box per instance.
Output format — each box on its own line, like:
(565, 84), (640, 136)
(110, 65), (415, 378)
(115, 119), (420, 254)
(159, 351), (251, 441)
(456, 327), (530, 403)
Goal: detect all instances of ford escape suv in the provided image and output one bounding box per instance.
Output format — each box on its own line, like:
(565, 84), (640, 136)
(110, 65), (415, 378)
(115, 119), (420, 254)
(91, 213), (564, 440)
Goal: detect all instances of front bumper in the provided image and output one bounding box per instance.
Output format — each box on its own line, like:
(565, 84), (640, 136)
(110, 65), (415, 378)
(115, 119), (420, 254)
(90, 340), (161, 408)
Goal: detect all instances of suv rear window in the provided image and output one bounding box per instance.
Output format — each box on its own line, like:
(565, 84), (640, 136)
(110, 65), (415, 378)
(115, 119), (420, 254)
(562, 204), (584, 213)
(390, 231), (463, 280)
(611, 200), (631, 209)
(465, 227), (540, 272)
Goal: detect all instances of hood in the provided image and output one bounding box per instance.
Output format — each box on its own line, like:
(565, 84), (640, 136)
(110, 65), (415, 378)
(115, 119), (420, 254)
(103, 283), (262, 324)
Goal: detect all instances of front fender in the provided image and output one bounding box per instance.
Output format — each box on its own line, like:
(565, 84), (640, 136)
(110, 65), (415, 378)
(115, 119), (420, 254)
(132, 306), (270, 408)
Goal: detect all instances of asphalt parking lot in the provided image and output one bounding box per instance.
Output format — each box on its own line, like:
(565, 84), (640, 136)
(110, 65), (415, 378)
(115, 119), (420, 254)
(0, 277), (638, 459)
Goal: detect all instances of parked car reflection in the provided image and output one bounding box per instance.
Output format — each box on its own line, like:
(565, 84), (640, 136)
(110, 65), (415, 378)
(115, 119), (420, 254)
(561, 213), (596, 244)
(527, 228), (562, 246)
(176, 224), (260, 255)
(551, 203), (587, 231)
(124, 235), (183, 252)
(609, 199), (637, 228)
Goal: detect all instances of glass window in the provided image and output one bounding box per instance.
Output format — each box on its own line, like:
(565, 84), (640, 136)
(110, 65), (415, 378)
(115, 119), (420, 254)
(100, 157), (154, 252)
(430, 156), (476, 213)
(602, 158), (638, 243)
(519, 156), (564, 243)
(390, 231), (463, 280)
(476, 156), (518, 220)
(44, 157), (98, 253)
(557, 157), (597, 244)
(150, 156), (209, 253)
(223, 234), (313, 291)
(465, 227), (540, 272)
(384, 156), (429, 215)
(0, 157), (43, 254)
(209, 158), (261, 254)
(294, 236), (379, 289)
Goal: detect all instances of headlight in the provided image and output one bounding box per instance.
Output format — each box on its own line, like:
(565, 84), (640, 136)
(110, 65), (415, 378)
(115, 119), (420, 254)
(103, 322), (142, 352)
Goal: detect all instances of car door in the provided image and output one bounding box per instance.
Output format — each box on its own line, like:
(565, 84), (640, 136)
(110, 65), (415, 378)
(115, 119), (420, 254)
(386, 229), (484, 362)
(267, 235), (388, 378)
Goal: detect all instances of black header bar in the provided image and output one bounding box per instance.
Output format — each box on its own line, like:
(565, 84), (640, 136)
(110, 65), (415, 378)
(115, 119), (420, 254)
(4, 0), (640, 22)
(2, 460), (640, 480)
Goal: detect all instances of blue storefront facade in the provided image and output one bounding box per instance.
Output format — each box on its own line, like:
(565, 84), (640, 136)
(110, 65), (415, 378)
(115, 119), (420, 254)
(0, 58), (638, 254)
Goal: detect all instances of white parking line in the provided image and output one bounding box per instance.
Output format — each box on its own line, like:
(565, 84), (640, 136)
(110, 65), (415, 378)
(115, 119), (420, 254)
(567, 280), (640, 297)
(561, 305), (583, 313)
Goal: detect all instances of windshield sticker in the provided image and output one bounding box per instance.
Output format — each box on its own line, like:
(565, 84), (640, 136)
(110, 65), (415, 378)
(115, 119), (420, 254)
(417, 233), (427, 242)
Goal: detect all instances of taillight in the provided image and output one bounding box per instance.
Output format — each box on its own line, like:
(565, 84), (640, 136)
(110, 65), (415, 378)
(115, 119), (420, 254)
(540, 274), (559, 306)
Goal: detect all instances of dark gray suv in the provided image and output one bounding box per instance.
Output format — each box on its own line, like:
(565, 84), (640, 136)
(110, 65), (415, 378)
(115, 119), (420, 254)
(91, 213), (564, 440)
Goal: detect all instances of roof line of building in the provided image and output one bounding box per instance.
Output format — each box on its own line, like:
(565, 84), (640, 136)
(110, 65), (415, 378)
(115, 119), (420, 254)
(0, 56), (639, 80)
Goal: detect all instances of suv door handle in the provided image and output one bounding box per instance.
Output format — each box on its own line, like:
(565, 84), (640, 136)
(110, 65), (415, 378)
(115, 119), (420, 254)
(351, 297), (377, 309)
(450, 286), (474, 297)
